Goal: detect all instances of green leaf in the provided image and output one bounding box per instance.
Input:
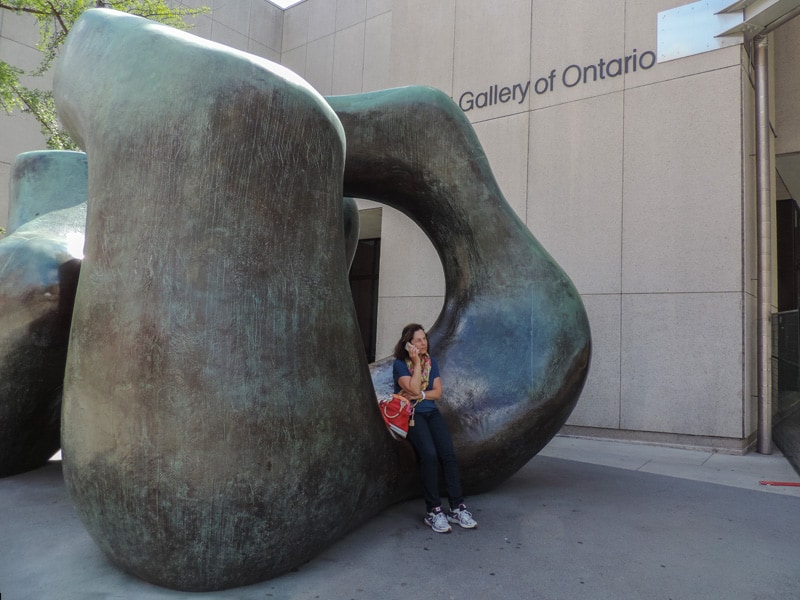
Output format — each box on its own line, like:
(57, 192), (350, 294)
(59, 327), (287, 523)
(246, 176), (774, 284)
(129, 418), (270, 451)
(0, 1), (210, 148)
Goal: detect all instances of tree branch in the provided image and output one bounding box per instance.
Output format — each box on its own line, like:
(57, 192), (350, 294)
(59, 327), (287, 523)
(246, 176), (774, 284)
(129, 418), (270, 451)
(11, 85), (56, 136)
(0, 3), (68, 34)
(45, 1), (68, 33)
(0, 3), (51, 16)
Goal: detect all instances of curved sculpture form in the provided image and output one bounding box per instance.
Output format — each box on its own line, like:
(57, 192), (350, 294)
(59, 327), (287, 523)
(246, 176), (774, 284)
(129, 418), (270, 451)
(328, 87), (592, 492)
(0, 151), (86, 477)
(6, 150), (88, 234)
(0, 153), (354, 481)
(54, 9), (413, 591)
(50, 8), (589, 592)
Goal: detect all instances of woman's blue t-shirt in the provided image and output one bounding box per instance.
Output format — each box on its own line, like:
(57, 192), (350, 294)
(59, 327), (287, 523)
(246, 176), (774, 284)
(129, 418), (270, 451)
(392, 356), (440, 413)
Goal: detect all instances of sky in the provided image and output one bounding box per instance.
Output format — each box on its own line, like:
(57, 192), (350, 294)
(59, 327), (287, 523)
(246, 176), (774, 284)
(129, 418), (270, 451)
(268, 0), (305, 8)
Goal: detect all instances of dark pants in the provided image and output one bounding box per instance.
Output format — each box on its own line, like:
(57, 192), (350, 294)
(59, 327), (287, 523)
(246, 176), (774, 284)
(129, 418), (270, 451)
(406, 408), (464, 512)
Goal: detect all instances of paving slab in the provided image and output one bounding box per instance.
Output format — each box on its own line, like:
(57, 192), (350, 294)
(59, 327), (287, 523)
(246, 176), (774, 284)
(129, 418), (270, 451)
(540, 436), (800, 497)
(2, 445), (799, 600)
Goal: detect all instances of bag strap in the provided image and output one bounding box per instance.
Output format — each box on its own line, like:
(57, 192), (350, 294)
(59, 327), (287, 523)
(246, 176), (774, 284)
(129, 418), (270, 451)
(382, 396), (408, 419)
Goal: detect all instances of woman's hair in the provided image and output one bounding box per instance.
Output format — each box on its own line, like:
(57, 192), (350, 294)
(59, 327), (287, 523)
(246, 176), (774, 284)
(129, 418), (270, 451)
(392, 323), (427, 360)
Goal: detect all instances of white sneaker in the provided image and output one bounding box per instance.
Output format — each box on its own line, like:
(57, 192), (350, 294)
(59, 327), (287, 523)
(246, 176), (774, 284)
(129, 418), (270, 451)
(447, 504), (477, 529)
(424, 507), (452, 533)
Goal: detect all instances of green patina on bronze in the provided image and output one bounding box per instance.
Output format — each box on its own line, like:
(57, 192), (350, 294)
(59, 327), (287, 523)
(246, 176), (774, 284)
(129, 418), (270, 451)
(49, 8), (591, 593)
(328, 86), (592, 491)
(54, 9), (413, 592)
(0, 150), (85, 477)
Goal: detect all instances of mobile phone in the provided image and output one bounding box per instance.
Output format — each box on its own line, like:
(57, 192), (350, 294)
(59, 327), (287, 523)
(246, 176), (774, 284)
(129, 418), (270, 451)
(405, 342), (414, 353)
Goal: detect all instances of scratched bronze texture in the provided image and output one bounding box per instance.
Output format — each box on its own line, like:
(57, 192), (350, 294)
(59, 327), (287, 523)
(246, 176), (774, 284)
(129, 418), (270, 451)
(49, 8), (590, 592)
(329, 87), (591, 492)
(54, 9), (415, 591)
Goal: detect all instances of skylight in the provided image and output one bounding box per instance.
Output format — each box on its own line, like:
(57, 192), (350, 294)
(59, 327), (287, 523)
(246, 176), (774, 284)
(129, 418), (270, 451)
(267, 0), (306, 8)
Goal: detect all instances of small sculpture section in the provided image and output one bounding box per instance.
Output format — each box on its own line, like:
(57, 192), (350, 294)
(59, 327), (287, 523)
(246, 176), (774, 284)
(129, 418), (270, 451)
(0, 150), (86, 477)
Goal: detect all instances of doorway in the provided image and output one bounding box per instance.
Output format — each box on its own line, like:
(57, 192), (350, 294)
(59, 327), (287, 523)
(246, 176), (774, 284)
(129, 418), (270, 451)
(774, 166), (800, 474)
(348, 205), (383, 363)
(349, 238), (380, 363)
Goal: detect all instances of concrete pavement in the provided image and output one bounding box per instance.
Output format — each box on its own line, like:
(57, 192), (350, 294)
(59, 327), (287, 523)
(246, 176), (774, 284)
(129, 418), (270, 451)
(2, 436), (799, 599)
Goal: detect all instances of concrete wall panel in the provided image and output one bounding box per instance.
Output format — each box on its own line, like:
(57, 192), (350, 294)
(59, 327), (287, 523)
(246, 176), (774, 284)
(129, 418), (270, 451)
(282, 44), (308, 79)
(389, 0), (455, 92)
(453, 0), (532, 121)
(622, 67), (743, 294)
(363, 12), (392, 92)
(304, 34), (335, 95)
(183, 10), (213, 40)
(0, 34), (40, 72)
(375, 204), (444, 359)
(250, 0), (284, 52)
(566, 293), (622, 429)
(377, 207), (444, 299)
(472, 112), (530, 223)
(210, 22), (249, 52)
(307, 0), (337, 41)
(178, 0), (212, 9)
(530, 0), (625, 109)
(211, 0), (251, 36)
(775, 17), (800, 155)
(283, 0), (310, 51)
(331, 22), (366, 94)
(247, 39), (280, 63)
(528, 92), (623, 295)
(367, 0), (392, 19)
(621, 292), (744, 438)
(742, 65), (758, 300)
(0, 112), (42, 164)
(336, 0), (367, 31)
(744, 291), (757, 437)
(0, 8), (38, 45)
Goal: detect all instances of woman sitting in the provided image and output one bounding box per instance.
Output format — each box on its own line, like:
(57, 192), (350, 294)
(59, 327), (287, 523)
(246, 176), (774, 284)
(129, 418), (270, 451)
(392, 323), (477, 533)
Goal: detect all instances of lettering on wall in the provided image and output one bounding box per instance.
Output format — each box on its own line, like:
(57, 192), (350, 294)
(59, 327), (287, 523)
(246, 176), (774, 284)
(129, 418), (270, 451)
(458, 49), (657, 112)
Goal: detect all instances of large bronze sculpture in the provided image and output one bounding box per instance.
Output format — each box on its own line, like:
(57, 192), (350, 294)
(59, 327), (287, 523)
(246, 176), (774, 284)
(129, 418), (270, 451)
(0, 7), (593, 591)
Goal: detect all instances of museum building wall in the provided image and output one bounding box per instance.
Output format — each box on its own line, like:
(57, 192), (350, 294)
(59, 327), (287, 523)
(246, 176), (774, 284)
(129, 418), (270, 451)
(269, 0), (796, 451)
(2, 0), (800, 452)
(283, 0), (763, 451)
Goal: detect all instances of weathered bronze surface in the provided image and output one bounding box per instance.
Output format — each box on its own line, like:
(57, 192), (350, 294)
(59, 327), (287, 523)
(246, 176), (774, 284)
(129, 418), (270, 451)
(53, 9), (414, 592)
(47, 7), (590, 593)
(0, 151), (86, 477)
(6, 150), (88, 234)
(328, 87), (592, 492)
